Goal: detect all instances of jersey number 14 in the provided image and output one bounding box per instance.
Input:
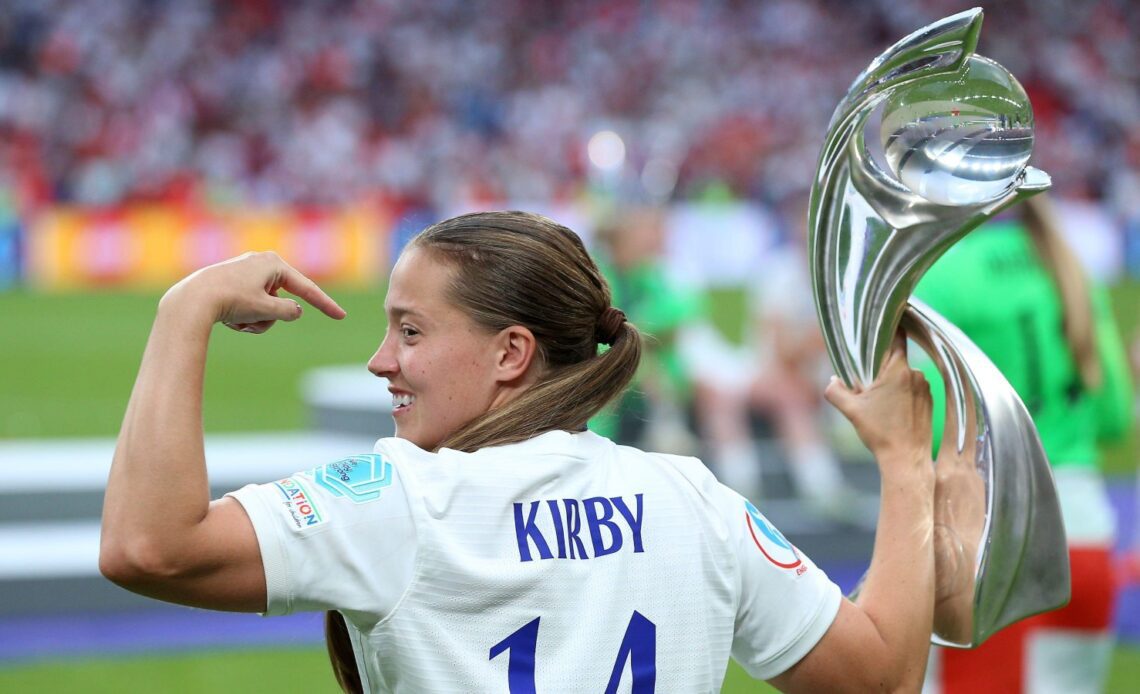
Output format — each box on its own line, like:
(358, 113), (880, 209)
(489, 612), (656, 692)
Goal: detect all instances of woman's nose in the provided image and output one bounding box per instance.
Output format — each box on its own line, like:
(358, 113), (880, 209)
(367, 338), (396, 378)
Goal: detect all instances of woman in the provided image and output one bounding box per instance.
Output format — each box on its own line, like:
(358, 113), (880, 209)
(101, 211), (938, 692)
(915, 195), (1134, 693)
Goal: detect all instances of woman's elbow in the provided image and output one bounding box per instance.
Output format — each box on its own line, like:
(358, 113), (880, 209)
(776, 601), (930, 693)
(99, 533), (185, 589)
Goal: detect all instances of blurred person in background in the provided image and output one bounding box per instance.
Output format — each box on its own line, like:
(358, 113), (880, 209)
(913, 194), (1134, 694)
(680, 192), (855, 515)
(590, 205), (704, 456)
(101, 210), (950, 693)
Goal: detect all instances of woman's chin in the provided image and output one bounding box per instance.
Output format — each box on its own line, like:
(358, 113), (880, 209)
(392, 426), (440, 451)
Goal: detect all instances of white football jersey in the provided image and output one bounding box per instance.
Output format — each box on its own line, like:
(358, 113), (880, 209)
(229, 430), (841, 693)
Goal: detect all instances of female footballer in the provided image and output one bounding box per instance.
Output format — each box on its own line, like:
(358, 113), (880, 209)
(101, 211), (939, 692)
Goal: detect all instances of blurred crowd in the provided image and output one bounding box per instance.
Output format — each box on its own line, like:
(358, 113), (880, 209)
(3, 0), (1138, 508)
(0, 0), (1137, 229)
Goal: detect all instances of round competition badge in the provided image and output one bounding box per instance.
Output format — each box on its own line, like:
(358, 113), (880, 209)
(745, 500), (801, 569)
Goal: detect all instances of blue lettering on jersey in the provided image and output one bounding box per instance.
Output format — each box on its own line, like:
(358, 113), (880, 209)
(612, 495), (645, 552)
(513, 501), (554, 561)
(514, 494), (645, 562)
(564, 498), (587, 559)
(546, 500), (567, 558)
(307, 454), (394, 503)
(583, 497), (622, 557)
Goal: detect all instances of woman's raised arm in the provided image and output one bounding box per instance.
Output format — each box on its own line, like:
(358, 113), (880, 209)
(99, 252), (345, 611)
(771, 332), (936, 693)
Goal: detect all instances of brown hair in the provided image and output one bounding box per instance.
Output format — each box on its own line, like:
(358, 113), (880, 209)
(1021, 194), (1102, 389)
(326, 210), (642, 692)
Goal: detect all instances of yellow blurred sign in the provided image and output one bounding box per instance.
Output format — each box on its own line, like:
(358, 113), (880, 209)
(26, 203), (391, 289)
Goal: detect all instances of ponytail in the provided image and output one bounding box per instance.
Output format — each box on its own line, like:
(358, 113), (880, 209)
(442, 318), (641, 453)
(1021, 195), (1101, 389)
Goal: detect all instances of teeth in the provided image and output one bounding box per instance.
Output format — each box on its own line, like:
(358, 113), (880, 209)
(392, 393), (415, 408)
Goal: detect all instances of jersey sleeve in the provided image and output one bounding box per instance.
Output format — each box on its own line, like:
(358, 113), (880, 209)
(728, 492), (843, 681)
(226, 449), (416, 619)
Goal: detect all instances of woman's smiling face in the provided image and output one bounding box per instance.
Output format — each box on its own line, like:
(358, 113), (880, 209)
(366, 246), (505, 450)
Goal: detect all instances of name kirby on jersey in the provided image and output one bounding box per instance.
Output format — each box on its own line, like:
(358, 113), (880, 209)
(513, 493), (644, 562)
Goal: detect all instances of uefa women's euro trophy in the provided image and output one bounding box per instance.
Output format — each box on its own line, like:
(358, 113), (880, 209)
(809, 8), (1069, 647)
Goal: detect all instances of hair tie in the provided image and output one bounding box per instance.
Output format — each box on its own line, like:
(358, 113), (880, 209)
(596, 307), (627, 346)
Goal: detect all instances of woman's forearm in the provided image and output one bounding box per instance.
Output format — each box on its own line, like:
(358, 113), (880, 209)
(777, 339), (936, 692)
(99, 253), (342, 607)
(100, 292), (218, 578)
(856, 459), (936, 689)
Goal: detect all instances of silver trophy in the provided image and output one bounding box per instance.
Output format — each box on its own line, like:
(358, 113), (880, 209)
(809, 8), (1069, 647)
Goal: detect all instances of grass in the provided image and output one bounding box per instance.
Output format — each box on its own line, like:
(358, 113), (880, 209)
(0, 286), (386, 439)
(6, 280), (1135, 447)
(0, 647), (340, 693)
(2, 281), (1138, 475)
(2, 644), (1139, 692)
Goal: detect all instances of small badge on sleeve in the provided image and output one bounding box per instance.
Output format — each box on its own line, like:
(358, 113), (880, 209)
(272, 477), (327, 532)
(744, 500), (802, 570)
(306, 454), (394, 503)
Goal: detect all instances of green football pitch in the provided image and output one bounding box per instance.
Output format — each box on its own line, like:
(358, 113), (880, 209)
(1, 645), (1139, 692)
(0, 286), (386, 440)
(3, 280), (1137, 472)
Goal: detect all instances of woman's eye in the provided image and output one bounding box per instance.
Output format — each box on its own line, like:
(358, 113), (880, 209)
(401, 327), (418, 338)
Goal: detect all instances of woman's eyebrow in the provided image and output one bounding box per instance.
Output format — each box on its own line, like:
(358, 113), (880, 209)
(385, 305), (415, 320)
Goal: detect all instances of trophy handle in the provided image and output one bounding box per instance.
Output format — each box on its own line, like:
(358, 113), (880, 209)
(902, 300), (1070, 647)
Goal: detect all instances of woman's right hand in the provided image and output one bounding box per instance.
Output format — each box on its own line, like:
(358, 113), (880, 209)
(824, 330), (934, 476)
(160, 251), (346, 332)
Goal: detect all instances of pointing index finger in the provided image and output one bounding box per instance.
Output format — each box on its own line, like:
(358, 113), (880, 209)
(279, 264), (347, 320)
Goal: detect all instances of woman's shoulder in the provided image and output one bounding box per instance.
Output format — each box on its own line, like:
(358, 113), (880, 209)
(608, 438), (732, 499)
(373, 431), (724, 496)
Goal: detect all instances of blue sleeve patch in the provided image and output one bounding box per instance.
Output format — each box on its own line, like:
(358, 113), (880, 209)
(307, 454), (394, 503)
(744, 499), (802, 570)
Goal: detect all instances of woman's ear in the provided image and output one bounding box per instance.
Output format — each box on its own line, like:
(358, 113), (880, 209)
(494, 325), (539, 384)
